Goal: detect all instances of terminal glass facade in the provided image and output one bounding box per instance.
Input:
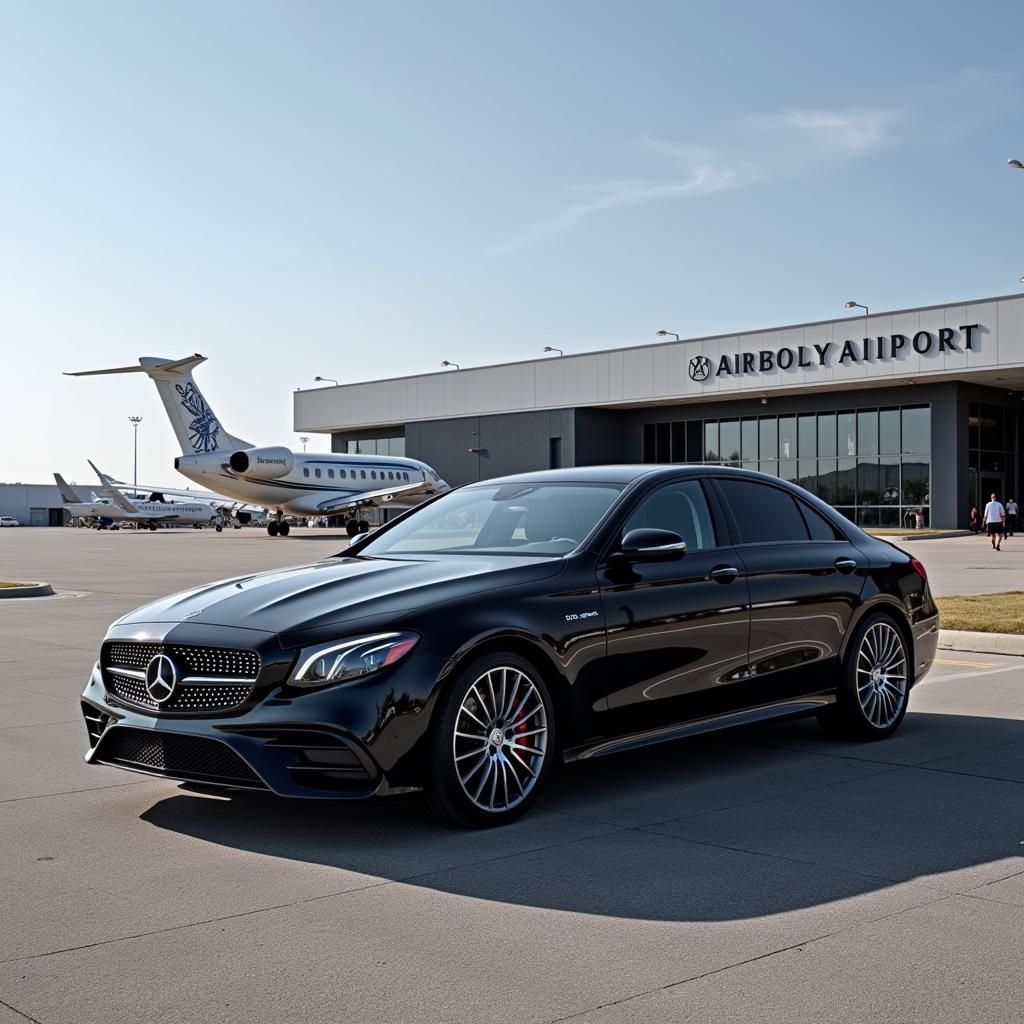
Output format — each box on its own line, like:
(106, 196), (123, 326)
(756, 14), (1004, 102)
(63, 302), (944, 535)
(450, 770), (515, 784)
(643, 404), (931, 528)
(339, 436), (406, 457)
(968, 402), (1020, 511)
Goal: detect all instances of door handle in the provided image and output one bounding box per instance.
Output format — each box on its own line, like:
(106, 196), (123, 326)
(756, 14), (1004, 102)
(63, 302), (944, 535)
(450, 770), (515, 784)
(710, 566), (739, 583)
(834, 558), (858, 573)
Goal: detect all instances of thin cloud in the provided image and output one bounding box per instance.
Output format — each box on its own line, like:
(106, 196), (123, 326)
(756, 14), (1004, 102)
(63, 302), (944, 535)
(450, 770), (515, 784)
(486, 106), (896, 255)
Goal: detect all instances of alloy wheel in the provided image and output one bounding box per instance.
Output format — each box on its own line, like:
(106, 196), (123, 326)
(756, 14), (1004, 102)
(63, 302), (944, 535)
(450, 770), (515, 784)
(452, 666), (548, 813)
(855, 621), (908, 729)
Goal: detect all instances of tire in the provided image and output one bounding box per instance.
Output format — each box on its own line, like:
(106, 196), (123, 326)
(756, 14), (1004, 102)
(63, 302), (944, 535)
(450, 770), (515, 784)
(427, 652), (556, 827)
(346, 520), (359, 537)
(215, 525), (222, 532)
(267, 521), (279, 537)
(818, 612), (911, 741)
(278, 521), (290, 536)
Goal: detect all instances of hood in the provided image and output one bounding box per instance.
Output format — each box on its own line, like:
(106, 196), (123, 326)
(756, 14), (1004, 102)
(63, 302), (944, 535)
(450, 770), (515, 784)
(114, 554), (564, 640)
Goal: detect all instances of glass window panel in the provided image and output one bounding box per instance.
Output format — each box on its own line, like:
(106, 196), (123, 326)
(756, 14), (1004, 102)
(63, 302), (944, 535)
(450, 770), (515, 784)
(759, 418), (777, 460)
(717, 479), (809, 543)
(901, 406), (930, 455)
(798, 459), (816, 494)
(759, 460), (779, 479)
(980, 405), (1002, 451)
(798, 415), (816, 458)
(836, 457), (856, 504)
(390, 437), (406, 457)
(779, 459), (798, 485)
(656, 422), (671, 462)
(816, 458), (838, 505)
(624, 479), (717, 551)
(643, 424), (656, 463)
(778, 416), (796, 459)
(858, 410), (879, 456)
(800, 502), (841, 541)
(879, 409), (901, 455)
(880, 457), (900, 506)
(686, 421), (703, 462)
(878, 507), (900, 528)
(857, 458), (880, 504)
(671, 422), (686, 463)
(741, 460), (758, 473)
(741, 419), (758, 460)
(817, 414), (836, 458)
(704, 421), (719, 462)
(1005, 408), (1018, 451)
(838, 412), (856, 456)
(968, 402), (980, 450)
(856, 507), (880, 528)
(720, 420), (741, 464)
(902, 459), (930, 507)
(834, 507), (856, 528)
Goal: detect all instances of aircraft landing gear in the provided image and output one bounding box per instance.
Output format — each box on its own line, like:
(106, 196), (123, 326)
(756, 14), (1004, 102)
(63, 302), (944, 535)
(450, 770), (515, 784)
(267, 521), (279, 537)
(345, 519), (359, 537)
(215, 524), (223, 532)
(149, 522), (158, 532)
(267, 513), (290, 537)
(279, 521), (290, 536)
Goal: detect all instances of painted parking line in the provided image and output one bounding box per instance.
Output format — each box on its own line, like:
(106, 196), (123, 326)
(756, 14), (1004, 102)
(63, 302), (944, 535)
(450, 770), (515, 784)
(933, 657), (1000, 669)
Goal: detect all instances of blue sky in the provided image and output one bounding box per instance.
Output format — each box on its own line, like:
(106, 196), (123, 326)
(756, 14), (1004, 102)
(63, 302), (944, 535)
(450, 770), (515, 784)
(4, 0), (1024, 484)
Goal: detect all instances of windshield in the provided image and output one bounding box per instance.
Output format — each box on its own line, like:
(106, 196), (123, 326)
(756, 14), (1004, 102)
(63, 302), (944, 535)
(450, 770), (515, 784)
(356, 482), (623, 557)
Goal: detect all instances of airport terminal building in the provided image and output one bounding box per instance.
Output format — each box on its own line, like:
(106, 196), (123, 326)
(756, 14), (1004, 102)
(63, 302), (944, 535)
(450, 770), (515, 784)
(294, 294), (1024, 530)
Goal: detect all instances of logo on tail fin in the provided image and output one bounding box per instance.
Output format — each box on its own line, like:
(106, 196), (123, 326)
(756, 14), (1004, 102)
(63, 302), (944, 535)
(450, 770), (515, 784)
(175, 383), (220, 452)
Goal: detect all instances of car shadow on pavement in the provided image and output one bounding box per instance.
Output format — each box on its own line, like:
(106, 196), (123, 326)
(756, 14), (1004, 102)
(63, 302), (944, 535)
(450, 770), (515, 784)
(141, 710), (1024, 922)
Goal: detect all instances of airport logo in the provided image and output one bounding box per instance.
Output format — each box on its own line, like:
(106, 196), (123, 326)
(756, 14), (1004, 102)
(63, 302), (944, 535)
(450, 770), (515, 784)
(176, 382), (220, 453)
(145, 653), (178, 704)
(688, 355), (711, 382)
(688, 323), (982, 383)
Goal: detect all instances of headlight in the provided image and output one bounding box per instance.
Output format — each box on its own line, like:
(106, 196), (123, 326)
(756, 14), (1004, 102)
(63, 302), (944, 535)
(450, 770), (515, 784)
(290, 632), (419, 688)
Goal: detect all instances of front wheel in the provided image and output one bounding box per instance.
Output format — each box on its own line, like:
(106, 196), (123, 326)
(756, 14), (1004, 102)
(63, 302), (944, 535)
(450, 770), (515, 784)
(278, 521), (290, 536)
(819, 613), (910, 740)
(427, 653), (555, 827)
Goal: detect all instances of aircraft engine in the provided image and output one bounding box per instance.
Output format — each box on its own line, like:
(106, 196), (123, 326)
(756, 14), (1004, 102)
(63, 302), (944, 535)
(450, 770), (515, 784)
(228, 446), (294, 479)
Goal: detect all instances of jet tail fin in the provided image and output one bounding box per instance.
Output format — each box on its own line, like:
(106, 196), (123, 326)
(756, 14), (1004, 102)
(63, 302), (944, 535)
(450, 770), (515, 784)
(66, 354), (252, 456)
(53, 473), (85, 504)
(88, 460), (139, 513)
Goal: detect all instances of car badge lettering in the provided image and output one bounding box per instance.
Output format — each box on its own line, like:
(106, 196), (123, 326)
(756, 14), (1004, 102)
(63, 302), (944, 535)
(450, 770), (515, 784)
(145, 653), (178, 704)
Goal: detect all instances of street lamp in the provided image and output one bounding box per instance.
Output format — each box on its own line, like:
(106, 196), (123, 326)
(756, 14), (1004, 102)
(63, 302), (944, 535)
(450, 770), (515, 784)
(656, 330), (680, 340)
(543, 346), (563, 356)
(128, 416), (142, 490)
(1008, 159), (1024, 169)
(843, 301), (869, 316)
(314, 376), (339, 386)
(299, 436), (309, 452)
(441, 360), (460, 370)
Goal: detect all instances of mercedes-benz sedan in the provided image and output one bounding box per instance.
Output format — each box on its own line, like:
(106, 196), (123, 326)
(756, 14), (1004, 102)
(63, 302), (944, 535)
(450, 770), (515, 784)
(81, 466), (939, 826)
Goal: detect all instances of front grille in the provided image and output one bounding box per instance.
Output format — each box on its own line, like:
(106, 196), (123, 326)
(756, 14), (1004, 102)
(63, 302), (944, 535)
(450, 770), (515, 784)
(97, 728), (264, 788)
(105, 642), (260, 679)
(101, 641), (260, 715)
(105, 673), (253, 713)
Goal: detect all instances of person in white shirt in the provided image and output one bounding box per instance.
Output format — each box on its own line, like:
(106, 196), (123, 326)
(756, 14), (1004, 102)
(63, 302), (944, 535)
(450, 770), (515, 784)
(1006, 497), (1019, 538)
(984, 493), (1006, 551)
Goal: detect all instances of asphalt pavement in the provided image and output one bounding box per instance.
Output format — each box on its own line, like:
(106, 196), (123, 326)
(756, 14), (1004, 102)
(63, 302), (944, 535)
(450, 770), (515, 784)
(1, 527), (1022, 1024)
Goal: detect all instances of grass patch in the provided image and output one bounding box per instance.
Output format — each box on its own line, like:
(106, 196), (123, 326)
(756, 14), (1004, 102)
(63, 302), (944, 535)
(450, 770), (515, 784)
(0, 581), (34, 588)
(934, 592), (1024, 634)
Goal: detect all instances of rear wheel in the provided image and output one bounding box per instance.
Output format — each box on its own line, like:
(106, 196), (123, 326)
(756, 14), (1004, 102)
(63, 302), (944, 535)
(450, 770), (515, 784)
(266, 521), (279, 537)
(427, 653), (555, 827)
(278, 521), (291, 536)
(819, 613), (910, 740)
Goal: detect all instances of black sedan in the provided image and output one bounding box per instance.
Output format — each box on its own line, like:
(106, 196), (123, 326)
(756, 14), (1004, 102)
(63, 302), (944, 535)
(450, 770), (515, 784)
(81, 466), (939, 826)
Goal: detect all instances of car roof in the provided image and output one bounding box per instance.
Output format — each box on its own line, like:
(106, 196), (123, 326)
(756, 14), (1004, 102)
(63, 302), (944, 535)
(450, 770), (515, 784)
(474, 464), (769, 486)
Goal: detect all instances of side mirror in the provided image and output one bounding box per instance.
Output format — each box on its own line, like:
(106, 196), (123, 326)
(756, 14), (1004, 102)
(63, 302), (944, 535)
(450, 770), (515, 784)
(615, 528), (687, 562)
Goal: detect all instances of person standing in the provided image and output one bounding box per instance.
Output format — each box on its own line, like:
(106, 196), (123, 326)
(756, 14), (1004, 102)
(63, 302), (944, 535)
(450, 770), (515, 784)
(984, 492), (1006, 551)
(1006, 497), (1019, 538)
(969, 505), (980, 534)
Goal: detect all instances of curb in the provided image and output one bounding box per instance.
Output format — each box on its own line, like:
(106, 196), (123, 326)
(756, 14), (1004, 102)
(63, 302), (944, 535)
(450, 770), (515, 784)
(883, 531), (970, 542)
(938, 629), (1024, 657)
(0, 582), (55, 600)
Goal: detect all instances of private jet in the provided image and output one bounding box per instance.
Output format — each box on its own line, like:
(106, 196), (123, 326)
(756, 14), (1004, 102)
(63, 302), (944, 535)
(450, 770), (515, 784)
(67, 354), (449, 536)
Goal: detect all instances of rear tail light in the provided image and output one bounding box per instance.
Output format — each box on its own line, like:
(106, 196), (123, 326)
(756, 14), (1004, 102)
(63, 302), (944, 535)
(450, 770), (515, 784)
(910, 556), (928, 582)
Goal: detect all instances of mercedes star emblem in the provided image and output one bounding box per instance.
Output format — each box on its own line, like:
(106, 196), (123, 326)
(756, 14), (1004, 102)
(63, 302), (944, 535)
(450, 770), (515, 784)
(688, 355), (711, 382)
(145, 653), (178, 704)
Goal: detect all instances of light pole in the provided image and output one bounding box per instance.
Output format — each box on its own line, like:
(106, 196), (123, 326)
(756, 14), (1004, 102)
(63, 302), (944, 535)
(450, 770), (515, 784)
(656, 330), (680, 340)
(128, 416), (142, 490)
(441, 360), (460, 370)
(314, 376), (339, 386)
(843, 300), (869, 316)
(299, 436), (309, 452)
(543, 346), (563, 356)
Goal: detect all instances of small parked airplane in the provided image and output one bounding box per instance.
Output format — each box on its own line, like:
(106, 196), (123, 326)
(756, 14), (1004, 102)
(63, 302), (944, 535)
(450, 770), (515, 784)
(67, 354), (449, 536)
(53, 469), (222, 531)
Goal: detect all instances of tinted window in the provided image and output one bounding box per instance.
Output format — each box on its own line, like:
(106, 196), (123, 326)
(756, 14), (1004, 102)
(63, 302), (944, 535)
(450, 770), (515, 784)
(718, 479), (808, 544)
(799, 501), (842, 541)
(623, 480), (716, 552)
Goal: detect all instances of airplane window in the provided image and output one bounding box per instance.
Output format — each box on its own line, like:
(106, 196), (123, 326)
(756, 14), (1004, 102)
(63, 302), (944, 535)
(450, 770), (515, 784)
(328, 469), (334, 478)
(388, 471), (394, 480)
(339, 469), (346, 479)
(361, 470), (366, 479)
(315, 468), (322, 478)
(303, 468), (309, 478)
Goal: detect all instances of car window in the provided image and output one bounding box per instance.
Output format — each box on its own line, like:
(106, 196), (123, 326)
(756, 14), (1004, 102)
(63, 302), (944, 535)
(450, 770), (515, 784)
(718, 479), (809, 544)
(799, 501), (843, 541)
(622, 480), (716, 551)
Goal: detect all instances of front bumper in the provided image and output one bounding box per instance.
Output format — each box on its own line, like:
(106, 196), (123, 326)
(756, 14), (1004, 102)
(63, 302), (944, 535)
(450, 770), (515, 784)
(81, 647), (446, 799)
